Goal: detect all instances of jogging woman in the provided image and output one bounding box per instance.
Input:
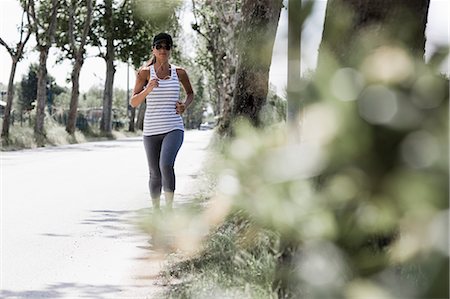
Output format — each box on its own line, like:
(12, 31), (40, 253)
(130, 32), (194, 211)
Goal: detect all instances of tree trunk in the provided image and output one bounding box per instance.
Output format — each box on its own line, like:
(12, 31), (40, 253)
(1, 58), (19, 141)
(318, 0), (430, 68)
(34, 48), (50, 145)
(100, 0), (115, 135)
(315, 0), (434, 280)
(66, 55), (83, 134)
(224, 0), (283, 134)
(32, 0), (59, 146)
(317, 0), (431, 186)
(100, 54), (115, 134)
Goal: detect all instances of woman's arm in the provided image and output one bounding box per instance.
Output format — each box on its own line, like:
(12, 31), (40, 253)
(129, 68), (159, 108)
(176, 68), (194, 115)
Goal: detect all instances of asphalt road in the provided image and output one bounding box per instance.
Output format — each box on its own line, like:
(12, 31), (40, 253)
(0, 129), (213, 299)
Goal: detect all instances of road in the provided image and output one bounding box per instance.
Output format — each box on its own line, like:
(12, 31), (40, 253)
(0, 130), (213, 299)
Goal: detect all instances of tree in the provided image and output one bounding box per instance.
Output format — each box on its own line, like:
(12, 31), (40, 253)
(223, 0), (283, 134)
(90, 0), (115, 134)
(55, 0), (93, 135)
(28, 0), (60, 145)
(0, 0), (32, 142)
(191, 0), (241, 121)
(18, 64), (65, 114)
(318, 0), (430, 69)
(18, 64), (39, 112)
(316, 0), (432, 203)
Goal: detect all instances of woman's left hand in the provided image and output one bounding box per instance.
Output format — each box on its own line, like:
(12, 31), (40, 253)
(176, 102), (186, 115)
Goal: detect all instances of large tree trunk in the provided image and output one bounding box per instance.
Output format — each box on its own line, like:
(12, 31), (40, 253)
(313, 0), (436, 289)
(318, 0), (430, 69)
(100, 0), (115, 135)
(222, 0), (283, 135)
(317, 0), (431, 187)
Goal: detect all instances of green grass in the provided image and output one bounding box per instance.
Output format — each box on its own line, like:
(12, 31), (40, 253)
(0, 119), (141, 151)
(164, 211), (280, 299)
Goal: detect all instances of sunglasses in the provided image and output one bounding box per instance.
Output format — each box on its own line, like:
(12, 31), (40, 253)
(154, 44), (172, 50)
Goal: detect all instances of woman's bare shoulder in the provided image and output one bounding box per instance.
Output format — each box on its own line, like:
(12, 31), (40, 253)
(175, 66), (187, 77)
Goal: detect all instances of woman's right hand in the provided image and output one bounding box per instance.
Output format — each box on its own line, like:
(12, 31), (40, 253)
(145, 78), (159, 92)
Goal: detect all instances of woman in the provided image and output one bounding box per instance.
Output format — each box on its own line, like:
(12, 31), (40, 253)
(130, 32), (194, 211)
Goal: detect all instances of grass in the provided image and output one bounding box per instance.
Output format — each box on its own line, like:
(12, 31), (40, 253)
(0, 119), (141, 151)
(163, 211), (280, 299)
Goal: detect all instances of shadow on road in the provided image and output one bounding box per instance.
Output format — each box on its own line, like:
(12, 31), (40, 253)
(80, 209), (148, 240)
(0, 282), (133, 299)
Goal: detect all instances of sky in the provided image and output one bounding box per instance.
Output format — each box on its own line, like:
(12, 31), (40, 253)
(0, 0), (449, 97)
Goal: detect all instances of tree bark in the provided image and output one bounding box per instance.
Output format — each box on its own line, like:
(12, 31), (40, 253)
(34, 48), (51, 145)
(224, 0), (283, 134)
(100, 0), (115, 135)
(318, 0), (430, 68)
(67, 56), (83, 134)
(315, 0), (434, 278)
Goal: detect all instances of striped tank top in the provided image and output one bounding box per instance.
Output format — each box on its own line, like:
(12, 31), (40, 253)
(143, 64), (184, 136)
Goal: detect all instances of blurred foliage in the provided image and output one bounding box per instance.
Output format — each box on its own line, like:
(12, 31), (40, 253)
(206, 46), (448, 297)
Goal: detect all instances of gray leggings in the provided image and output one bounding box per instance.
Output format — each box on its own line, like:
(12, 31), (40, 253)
(143, 129), (184, 199)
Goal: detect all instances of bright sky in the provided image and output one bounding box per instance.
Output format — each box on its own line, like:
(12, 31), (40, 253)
(0, 0), (449, 96)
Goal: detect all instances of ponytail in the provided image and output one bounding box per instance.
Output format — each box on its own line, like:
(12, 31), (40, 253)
(147, 55), (156, 66)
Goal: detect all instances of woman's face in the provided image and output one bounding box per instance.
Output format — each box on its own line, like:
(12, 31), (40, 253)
(152, 42), (171, 60)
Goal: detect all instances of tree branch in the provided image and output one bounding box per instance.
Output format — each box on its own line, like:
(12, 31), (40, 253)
(0, 37), (14, 57)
